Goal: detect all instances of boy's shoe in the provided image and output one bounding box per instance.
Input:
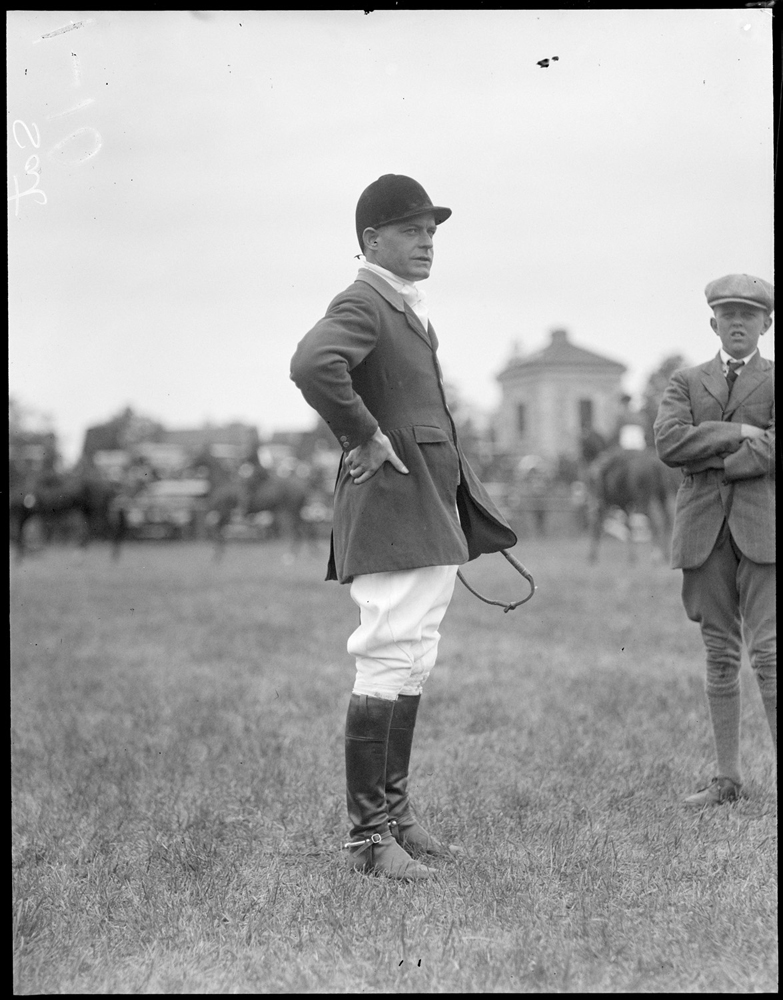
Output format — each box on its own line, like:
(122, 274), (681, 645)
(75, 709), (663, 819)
(684, 776), (742, 808)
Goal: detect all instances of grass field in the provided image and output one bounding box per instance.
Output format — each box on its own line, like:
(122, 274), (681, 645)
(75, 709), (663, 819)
(11, 534), (778, 994)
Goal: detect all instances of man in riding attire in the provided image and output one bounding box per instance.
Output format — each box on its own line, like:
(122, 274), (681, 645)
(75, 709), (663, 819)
(654, 274), (775, 807)
(614, 394), (647, 452)
(290, 174), (516, 879)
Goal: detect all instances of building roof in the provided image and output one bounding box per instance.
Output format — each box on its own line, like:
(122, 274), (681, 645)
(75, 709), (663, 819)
(497, 328), (626, 381)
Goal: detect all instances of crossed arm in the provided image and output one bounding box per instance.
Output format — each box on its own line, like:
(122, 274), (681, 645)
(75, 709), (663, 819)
(654, 371), (774, 479)
(678, 424), (765, 474)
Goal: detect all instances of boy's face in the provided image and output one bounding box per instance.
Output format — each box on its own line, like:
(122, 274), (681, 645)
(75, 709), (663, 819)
(710, 302), (772, 359)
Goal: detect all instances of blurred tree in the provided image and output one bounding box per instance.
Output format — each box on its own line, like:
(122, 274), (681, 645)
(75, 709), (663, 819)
(9, 396), (55, 439)
(640, 354), (687, 446)
(442, 380), (490, 475)
(9, 396), (25, 439)
(9, 397), (62, 481)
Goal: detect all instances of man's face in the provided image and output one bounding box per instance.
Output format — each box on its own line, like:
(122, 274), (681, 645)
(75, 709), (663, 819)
(710, 302), (772, 359)
(364, 212), (437, 282)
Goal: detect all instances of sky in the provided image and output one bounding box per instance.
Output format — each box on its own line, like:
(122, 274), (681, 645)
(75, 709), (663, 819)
(8, 9), (774, 464)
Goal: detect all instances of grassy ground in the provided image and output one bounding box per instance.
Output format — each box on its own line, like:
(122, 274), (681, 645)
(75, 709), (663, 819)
(11, 535), (777, 993)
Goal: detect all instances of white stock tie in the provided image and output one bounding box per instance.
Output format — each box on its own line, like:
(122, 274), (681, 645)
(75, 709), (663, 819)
(399, 283), (429, 330)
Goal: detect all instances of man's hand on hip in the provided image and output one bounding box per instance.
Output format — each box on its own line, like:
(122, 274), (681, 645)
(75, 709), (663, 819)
(347, 428), (409, 484)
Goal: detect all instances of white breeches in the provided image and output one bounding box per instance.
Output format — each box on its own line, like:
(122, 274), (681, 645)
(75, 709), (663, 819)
(347, 565), (459, 700)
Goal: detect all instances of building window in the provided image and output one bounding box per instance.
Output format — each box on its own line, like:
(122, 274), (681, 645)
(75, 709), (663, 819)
(579, 398), (593, 431)
(516, 403), (526, 435)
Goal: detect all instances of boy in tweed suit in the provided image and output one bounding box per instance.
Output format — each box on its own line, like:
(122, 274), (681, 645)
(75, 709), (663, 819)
(654, 274), (775, 806)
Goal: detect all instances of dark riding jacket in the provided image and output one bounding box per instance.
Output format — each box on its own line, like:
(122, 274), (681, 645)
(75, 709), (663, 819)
(290, 270), (516, 583)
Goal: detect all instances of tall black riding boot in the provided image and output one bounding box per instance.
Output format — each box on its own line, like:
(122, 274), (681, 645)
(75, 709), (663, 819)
(386, 694), (464, 858)
(344, 693), (434, 880)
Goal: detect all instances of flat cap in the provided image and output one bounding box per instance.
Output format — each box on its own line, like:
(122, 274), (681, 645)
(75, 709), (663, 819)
(355, 174), (451, 249)
(705, 273), (774, 313)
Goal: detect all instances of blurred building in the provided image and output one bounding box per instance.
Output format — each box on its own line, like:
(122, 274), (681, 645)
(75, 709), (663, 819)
(495, 328), (627, 466)
(162, 423), (260, 474)
(80, 409), (345, 488)
(82, 411), (261, 480)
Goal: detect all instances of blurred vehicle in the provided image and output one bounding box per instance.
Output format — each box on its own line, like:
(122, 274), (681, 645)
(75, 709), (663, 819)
(121, 478), (211, 540)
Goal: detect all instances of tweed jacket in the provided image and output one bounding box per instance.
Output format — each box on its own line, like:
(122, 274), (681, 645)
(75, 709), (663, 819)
(654, 351), (775, 568)
(290, 270), (517, 582)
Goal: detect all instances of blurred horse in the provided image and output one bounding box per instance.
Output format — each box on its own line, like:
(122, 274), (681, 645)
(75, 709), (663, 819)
(9, 469), (124, 561)
(586, 447), (681, 563)
(206, 462), (320, 559)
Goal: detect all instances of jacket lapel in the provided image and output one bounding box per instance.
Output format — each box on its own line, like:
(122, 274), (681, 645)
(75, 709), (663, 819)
(355, 271), (434, 350)
(723, 352), (770, 416)
(700, 354), (729, 407)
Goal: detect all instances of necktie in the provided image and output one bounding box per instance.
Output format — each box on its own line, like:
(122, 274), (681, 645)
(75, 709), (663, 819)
(725, 359), (743, 390)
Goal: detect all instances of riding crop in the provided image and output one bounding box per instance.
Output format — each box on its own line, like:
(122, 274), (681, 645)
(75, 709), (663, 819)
(457, 549), (536, 613)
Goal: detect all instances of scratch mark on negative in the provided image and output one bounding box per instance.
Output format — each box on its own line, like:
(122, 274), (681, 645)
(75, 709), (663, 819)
(48, 126), (103, 163)
(34, 19), (93, 43)
(46, 99), (95, 120)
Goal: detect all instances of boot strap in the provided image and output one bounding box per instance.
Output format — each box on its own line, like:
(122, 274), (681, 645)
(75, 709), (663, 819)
(388, 818), (411, 832)
(344, 832), (383, 849)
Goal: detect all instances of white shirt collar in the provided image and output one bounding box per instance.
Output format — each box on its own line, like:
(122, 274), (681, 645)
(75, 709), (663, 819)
(357, 257), (429, 328)
(358, 258), (421, 296)
(720, 347), (756, 367)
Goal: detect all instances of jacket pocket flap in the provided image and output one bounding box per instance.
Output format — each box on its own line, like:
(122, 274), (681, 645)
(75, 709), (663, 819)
(413, 425), (450, 444)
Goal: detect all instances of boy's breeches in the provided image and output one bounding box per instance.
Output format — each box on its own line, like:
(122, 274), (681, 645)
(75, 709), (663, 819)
(681, 521), (776, 698)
